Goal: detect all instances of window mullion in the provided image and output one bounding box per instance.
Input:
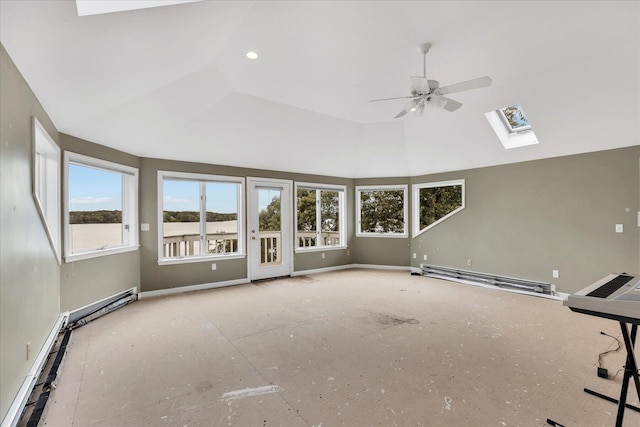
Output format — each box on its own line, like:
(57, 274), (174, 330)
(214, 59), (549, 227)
(121, 175), (128, 244)
(316, 190), (322, 246)
(199, 181), (206, 256)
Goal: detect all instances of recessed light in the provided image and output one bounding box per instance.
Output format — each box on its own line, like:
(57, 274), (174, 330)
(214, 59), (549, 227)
(246, 51), (258, 60)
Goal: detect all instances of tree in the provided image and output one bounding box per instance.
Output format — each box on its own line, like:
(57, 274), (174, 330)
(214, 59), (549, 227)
(360, 190), (404, 233)
(419, 185), (462, 229)
(259, 195), (281, 231)
(296, 189), (316, 231)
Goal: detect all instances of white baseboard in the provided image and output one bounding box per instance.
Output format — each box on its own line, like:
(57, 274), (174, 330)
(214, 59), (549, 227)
(291, 264), (354, 277)
(1, 314), (68, 427)
(351, 263), (412, 271)
(138, 278), (250, 299)
(141, 265), (414, 297)
(292, 263), (411, 277)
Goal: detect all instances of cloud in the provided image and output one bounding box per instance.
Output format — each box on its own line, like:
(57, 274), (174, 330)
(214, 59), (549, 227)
(163, 196), (193, 204)
(70, 196), (113, 205)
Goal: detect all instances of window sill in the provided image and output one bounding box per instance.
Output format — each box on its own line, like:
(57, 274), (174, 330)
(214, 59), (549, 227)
(295, 245), (348, 254)
(65, 245), (139, 263)
(158, 253), (246, 266)
(356, 233), (409, 239)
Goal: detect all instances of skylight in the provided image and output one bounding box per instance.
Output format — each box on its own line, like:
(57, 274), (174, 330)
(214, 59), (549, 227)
(485, 103), (538, 149)
(76, 0), (201, 17)
(498, 104), (531, 133)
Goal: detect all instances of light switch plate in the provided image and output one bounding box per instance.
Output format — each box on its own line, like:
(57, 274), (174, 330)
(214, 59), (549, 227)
(615, 224), (623, 233)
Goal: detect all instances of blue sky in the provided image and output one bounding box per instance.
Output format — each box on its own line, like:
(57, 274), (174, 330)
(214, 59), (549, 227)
(69, 167), (239, 213)
(69, 164), (122, 211)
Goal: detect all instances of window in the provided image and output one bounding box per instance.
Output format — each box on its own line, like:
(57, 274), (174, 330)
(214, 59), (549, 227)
(64, 152), (138, 262)
(485, 103), (538, 149)
(498, 104), (531, 133)
(33, 118), (61, 264)
(295, 182), (346, 251)
(412, 179), (465, 236)
(158, 171), (244, 264)
(356, 185), (408, 238)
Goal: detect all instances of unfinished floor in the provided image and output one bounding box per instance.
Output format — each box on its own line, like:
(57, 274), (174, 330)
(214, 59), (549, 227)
(42, 269), (639, 426)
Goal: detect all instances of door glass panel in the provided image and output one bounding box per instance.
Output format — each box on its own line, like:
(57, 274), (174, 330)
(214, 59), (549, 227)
(258, 188), (282, 266)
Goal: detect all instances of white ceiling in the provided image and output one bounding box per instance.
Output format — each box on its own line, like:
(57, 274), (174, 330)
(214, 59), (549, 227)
(1, 1), (638, 178)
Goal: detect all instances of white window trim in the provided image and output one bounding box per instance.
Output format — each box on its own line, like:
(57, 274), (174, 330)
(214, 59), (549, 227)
(356, 184), (408, 238)
(412, 179), (465, 238)
(32, 117), (62, 264)
(294, 181), (347, 252)
(64, 152), (139, 262)
(157, 170), (245, 265)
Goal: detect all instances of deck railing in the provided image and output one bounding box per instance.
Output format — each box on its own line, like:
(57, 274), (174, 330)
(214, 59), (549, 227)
(162, 230), (340, 259)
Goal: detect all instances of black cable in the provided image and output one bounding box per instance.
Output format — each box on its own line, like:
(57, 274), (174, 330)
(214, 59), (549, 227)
(597, 331), (621, 369)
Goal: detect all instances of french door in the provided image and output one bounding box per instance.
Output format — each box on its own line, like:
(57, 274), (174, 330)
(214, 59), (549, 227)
(247, 178), (293, 280)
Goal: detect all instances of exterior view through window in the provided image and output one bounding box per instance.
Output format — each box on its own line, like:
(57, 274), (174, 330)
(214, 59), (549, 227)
(68, 164), (123, 252)
(357, 185), (407, 236)
(258, 188), (282, 265)
(159, 172), (243, 262)
(65, 152), (138, 261)
(296, 184), (344, 249)
(413, 180), (465, 235)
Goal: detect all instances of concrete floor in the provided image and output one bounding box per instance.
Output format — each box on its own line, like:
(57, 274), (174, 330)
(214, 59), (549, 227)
(42, 269), (639, 426)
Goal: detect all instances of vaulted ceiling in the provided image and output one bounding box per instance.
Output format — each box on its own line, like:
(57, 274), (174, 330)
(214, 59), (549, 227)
(1, 1), (638, 178)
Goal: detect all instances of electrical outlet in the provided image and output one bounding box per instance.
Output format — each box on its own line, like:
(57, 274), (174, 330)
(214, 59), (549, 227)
(321, 253), (325, 259)
(211, 263), (216, 271)
(346, 250), (350, 256)
(552, 270), (559, 278)
(467, 259), (472, 266)
(423, 254), (427, 261)
(413, 253), (416, 259)
(141, 223), (150, 231)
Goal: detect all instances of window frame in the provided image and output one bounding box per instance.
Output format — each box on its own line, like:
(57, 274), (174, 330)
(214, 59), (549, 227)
(64, 152), (139, 262)
(157, 170), (245, 265)
(32, 117), (62, 264)
(412, 179), (465, 237)
(294, 181), (347, 253)
(356, 184), (408, 238)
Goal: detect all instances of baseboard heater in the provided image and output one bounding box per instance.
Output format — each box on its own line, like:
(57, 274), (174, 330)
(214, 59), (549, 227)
(67, 289), (137, 329)
(421, 264), (554, 296)
(9, 290), (137, 427)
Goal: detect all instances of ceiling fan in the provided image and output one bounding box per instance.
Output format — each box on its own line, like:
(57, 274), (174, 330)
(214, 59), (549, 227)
(370, 43), (492, 118)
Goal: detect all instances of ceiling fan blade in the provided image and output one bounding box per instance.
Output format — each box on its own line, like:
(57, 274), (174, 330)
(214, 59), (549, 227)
(394, 109), (408, 119)
(437, 76), (492, 95)
(369, 95), (417, 102)
(441, 96), (463, 112)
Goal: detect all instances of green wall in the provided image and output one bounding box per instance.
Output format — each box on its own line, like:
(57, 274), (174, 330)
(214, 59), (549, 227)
(410, 147), (640, 294)
(59, 134), (141, 311)
(351, 177), (412, 267)
(0, 45), (61, 421)
(138, 157), (357, 292)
